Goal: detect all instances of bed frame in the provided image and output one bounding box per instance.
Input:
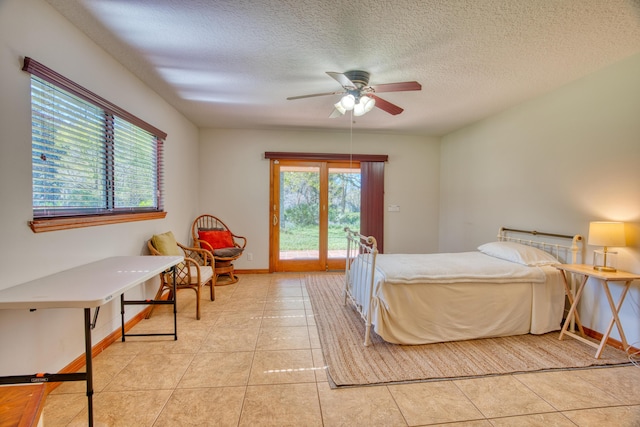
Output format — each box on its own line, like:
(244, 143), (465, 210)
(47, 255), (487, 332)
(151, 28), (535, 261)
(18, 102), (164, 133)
(343, 226), (584, 346)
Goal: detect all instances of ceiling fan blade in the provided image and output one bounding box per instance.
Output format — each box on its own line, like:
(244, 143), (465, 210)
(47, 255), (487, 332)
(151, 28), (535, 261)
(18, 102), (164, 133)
(370, 94), (404, 115)
(370, 81), (422, 93)
(287, 91), (344, 100)
(326, 72), (356, 89)
(329, 108), (344, 118)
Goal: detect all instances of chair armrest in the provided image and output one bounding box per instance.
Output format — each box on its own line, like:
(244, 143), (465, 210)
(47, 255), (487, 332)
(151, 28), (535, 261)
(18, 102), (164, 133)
(231, 234), (247, 249)
(161, 256), (204, 285)
(195, 239), (213, 253)
(178, 242), (214, 266)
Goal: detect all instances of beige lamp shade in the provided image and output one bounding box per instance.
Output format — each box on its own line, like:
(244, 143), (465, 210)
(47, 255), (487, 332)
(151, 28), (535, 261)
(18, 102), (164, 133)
(588, 221), (626, 247)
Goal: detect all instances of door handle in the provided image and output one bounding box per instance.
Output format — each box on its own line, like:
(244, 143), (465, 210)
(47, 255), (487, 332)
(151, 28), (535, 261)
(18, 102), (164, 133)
(273, 214), (278, 226)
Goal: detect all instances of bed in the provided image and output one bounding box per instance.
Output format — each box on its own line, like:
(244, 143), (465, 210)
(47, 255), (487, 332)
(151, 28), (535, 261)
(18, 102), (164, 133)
(343, 227), (584, 346)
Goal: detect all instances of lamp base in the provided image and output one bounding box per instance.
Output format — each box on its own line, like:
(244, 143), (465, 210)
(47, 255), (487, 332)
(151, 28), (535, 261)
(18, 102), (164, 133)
(593, 265), (617, 273)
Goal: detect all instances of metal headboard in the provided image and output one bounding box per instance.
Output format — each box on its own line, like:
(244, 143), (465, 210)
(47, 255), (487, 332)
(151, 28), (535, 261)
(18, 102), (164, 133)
(498, 227), (584, 264)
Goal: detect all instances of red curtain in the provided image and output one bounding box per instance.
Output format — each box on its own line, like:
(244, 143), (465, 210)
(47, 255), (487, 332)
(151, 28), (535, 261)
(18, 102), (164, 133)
(360, 161), (385, 253)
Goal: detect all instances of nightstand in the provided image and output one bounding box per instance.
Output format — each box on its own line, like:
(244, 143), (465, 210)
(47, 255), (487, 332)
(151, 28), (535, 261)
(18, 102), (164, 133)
(556, 264), (640, 358)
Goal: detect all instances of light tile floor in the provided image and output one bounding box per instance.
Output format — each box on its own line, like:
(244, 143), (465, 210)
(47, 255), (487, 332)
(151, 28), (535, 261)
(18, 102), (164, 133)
(43, 273), (640, 426)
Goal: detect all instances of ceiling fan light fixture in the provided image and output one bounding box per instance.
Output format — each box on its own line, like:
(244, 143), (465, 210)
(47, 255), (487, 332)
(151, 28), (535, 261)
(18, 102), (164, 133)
(340, 94), (355, 111)
(333, 101), (346, 115)
(362, 96), (375, 113)
(353, 96), (375, 116)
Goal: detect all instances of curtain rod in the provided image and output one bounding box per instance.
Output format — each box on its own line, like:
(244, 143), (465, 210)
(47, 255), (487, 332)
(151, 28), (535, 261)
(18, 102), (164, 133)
(264, 152), (388, 162)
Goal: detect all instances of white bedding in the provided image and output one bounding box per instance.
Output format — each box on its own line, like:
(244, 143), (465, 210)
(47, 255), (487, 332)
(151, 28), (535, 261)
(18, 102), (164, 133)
(347, 251), (565, 345)
(375, 252), (547, 284)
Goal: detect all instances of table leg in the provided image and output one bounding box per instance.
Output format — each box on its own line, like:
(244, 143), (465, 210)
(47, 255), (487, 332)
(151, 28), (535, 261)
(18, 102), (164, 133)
(120, 293), (126, 342)
(121, 265), (178, 341)
(84, 308), (94, 426)
(560, 270), (586, 335)
(595, 280), (631, 359)
(172, 265), (177, 340)
(559, 274), (588, 340)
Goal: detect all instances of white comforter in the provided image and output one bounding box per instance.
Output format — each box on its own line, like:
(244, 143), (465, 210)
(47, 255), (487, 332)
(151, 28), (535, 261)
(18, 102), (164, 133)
(375, 252), (547, 284)
(348, 252), (565, 345)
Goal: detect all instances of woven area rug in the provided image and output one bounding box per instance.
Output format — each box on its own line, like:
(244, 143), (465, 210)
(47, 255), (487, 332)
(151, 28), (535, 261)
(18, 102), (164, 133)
(305, 273), (631, 388)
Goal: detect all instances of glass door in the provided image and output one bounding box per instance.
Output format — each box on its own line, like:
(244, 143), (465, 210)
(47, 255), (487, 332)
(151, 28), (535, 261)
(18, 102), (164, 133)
(273, 161), (323, 271)
(326, 164), (361, 270)
(270, 159), (360, 272)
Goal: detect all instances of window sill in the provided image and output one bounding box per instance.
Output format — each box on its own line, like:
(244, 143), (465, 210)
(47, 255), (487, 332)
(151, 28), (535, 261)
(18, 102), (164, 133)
(29, 211), (167, 233)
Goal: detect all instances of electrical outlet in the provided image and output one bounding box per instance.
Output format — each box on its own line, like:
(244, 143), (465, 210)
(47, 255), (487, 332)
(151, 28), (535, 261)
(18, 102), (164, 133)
(247, 253), (253, 261)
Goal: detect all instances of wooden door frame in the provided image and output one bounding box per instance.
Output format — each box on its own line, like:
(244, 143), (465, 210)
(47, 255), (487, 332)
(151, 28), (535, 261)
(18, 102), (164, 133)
(269, 158), (359, 272)
(270, 159), (325, 272)
(266, 152), (386, 273)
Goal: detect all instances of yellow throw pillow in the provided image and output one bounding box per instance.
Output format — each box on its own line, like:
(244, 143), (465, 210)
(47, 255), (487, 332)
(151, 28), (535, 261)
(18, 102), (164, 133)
(151, 231), (181, 256)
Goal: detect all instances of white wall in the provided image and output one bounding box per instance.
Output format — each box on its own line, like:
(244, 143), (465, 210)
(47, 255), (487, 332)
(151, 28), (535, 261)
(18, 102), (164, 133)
(198, 128), (441, 269)
(0, 0), (200, 375)
(439, 52), (640, 348)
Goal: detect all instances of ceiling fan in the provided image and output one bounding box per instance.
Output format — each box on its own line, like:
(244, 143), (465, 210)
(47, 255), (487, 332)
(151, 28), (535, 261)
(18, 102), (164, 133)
(286, 70), (421, 117)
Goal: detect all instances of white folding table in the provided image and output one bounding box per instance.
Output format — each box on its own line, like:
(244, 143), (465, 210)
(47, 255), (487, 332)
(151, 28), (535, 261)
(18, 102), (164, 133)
(0, 255), (183, 426)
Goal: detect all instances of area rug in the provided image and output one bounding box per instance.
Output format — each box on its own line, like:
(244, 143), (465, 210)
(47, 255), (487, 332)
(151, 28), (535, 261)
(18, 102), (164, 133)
(305, 273), (631, 388)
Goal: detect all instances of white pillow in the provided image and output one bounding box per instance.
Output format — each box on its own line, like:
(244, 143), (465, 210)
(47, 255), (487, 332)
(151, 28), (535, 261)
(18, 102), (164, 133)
(477, 241), (559, 266)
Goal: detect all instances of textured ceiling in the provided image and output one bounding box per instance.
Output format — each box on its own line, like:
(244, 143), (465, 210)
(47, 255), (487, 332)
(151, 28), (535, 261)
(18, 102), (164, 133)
(46, 0), (640, 136)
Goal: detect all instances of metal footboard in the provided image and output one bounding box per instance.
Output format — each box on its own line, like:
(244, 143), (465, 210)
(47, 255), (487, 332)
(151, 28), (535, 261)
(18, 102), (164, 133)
(344, 227), (378, 346)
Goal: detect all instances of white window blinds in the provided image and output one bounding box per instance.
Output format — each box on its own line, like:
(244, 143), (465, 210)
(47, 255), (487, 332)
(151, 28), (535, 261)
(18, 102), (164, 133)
(25, 58), (165, 219)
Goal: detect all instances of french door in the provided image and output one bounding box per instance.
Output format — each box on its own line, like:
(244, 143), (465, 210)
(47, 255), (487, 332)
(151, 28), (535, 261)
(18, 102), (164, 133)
(270, 159), (361, 272)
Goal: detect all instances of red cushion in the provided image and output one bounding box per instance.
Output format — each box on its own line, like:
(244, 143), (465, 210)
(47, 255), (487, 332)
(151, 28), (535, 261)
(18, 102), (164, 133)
(198, 230), (234, 249)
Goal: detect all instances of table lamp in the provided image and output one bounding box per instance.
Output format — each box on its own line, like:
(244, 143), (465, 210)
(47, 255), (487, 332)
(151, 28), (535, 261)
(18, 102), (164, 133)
(588, 221), (626, 272)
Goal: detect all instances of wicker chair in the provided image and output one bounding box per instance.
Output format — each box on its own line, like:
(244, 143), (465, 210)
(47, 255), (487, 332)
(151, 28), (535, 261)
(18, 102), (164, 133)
(191, 214), (247, 285)
(147, 232), (215, 320)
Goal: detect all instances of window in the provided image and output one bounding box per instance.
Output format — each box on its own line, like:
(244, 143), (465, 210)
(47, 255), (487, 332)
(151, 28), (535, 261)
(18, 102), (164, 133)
(23, 57), (167, 232)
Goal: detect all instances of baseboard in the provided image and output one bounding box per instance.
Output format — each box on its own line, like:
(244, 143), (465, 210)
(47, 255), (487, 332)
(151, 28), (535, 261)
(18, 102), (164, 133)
(582, 326), (639, 354)
(235, 269), (269, 274)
